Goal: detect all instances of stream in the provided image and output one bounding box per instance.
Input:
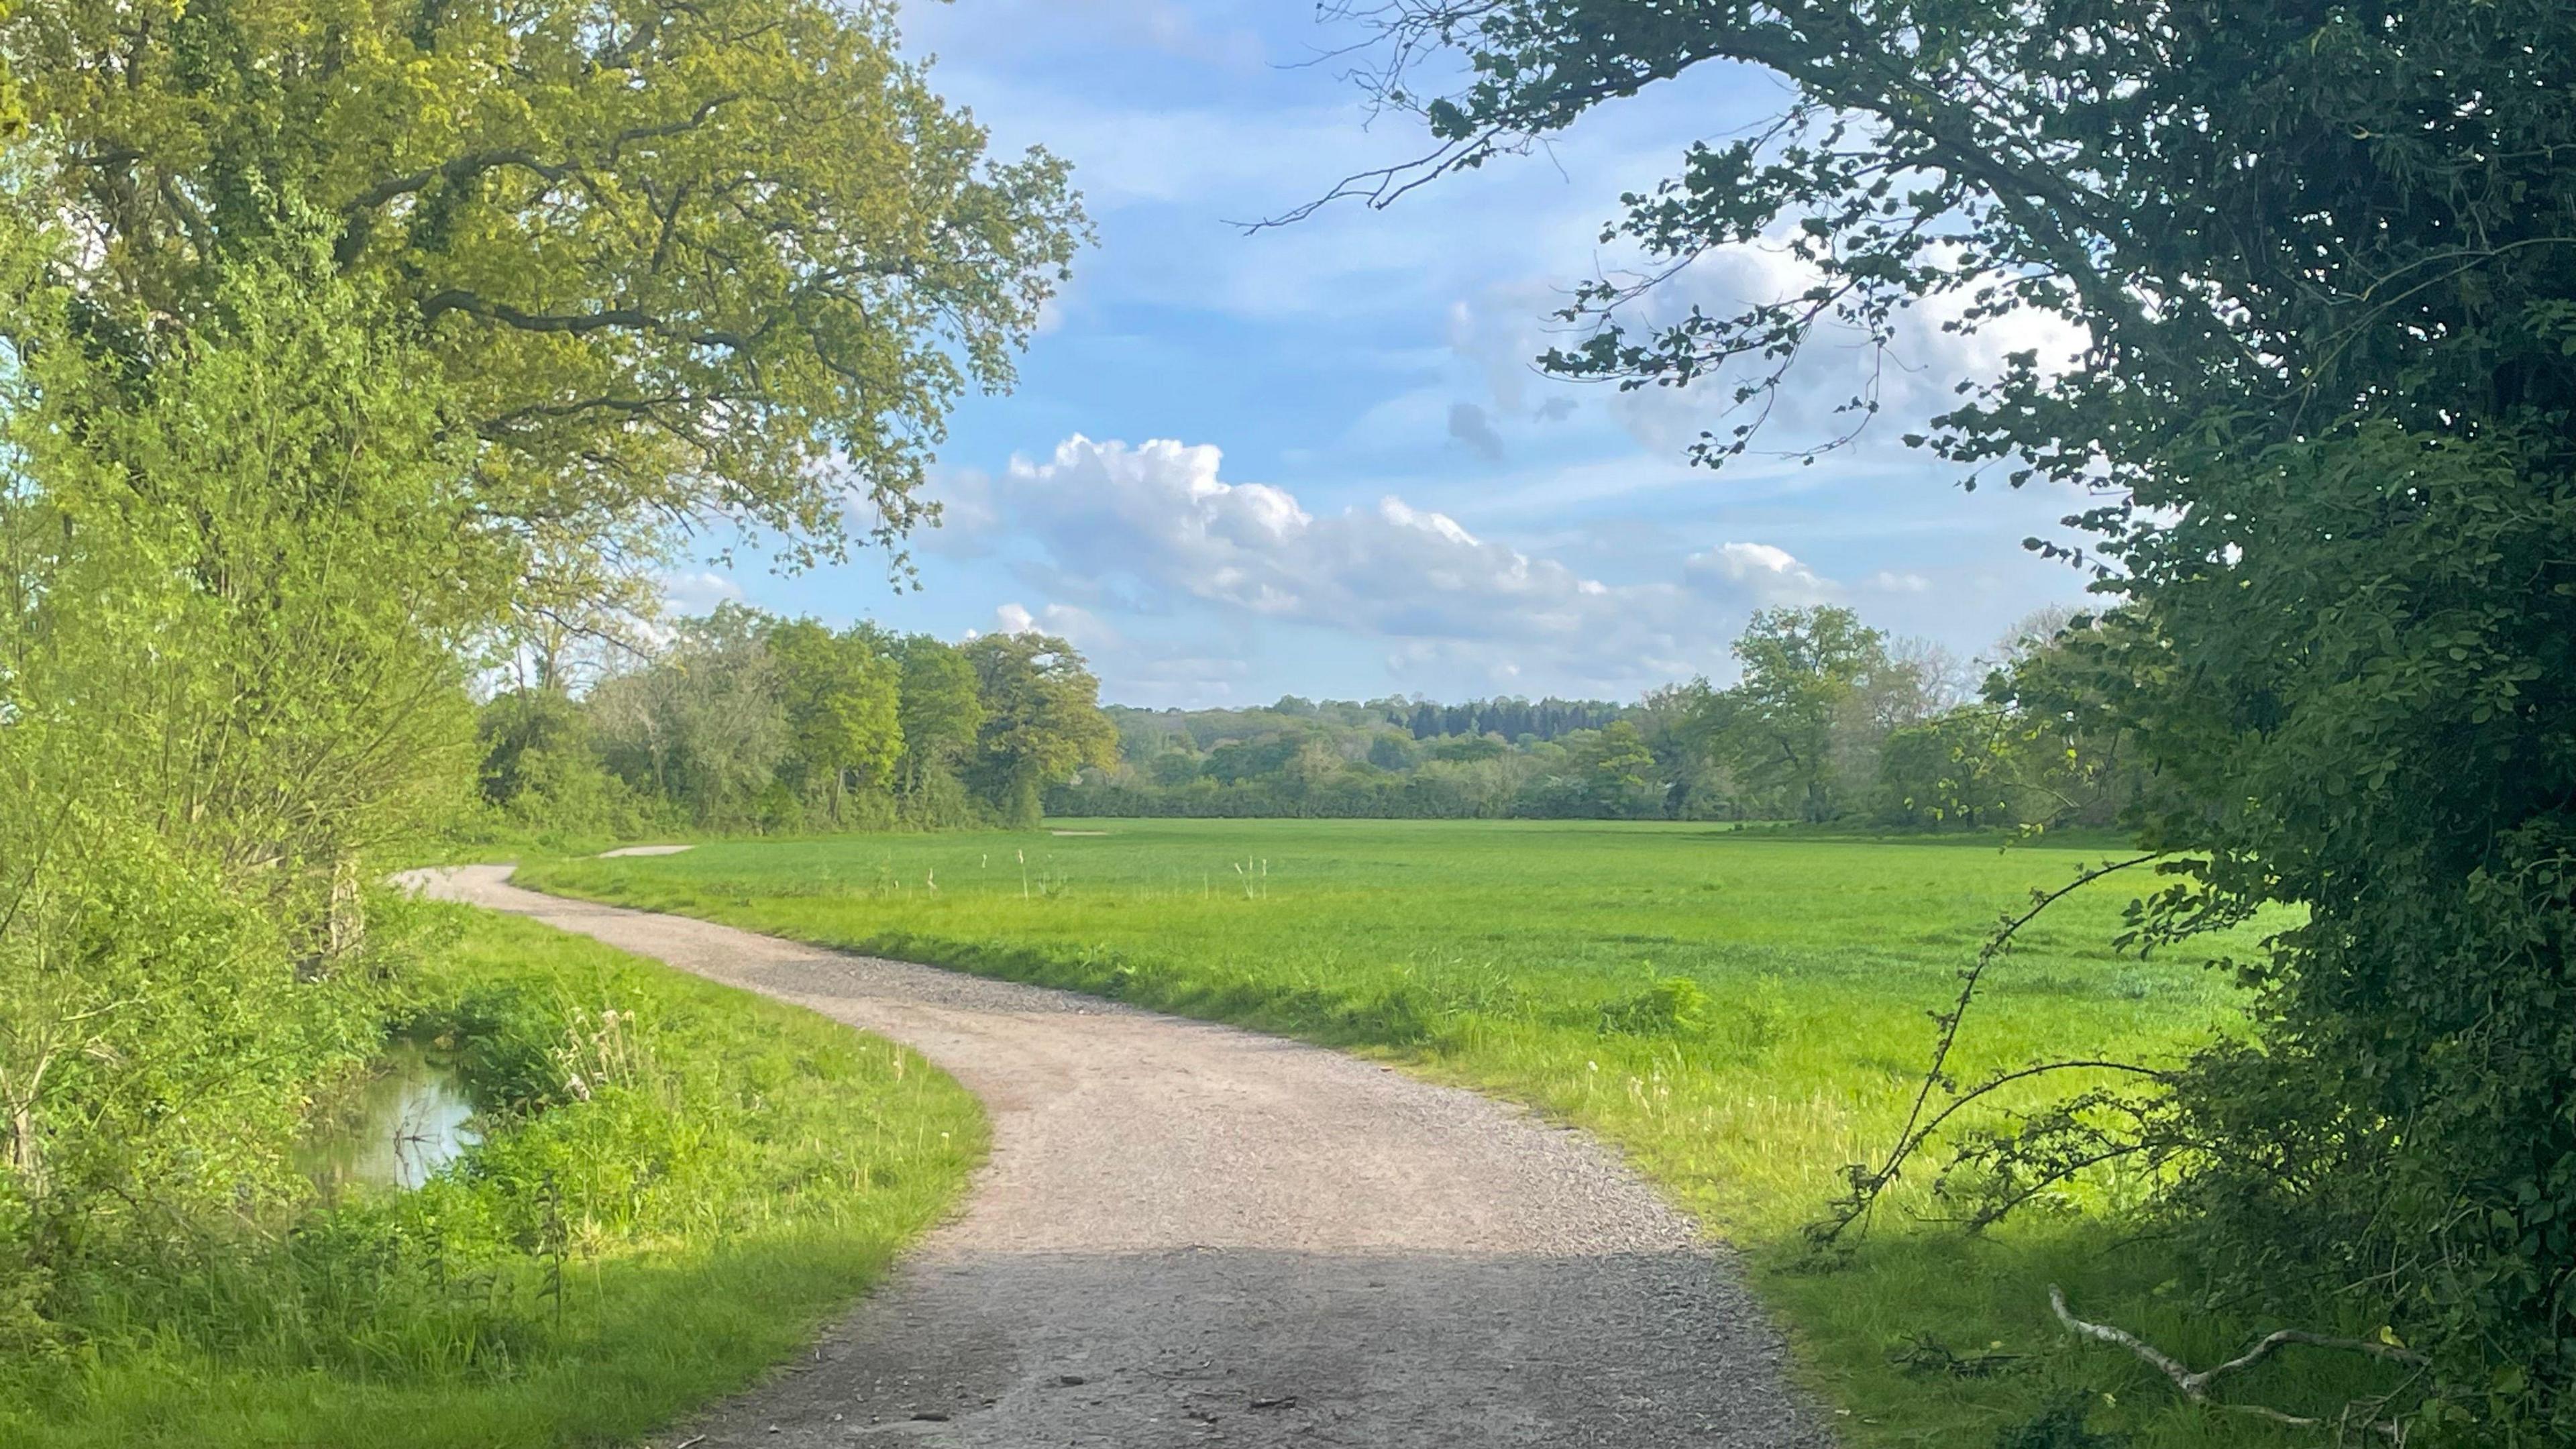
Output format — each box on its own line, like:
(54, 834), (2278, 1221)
(298, 1042), (480, 1197)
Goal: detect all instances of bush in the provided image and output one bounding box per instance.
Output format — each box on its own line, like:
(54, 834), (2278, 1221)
(0, 906), (983, 1448)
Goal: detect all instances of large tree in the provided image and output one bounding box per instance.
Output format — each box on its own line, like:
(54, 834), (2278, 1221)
(1, 0), (1084, 592)
(1698, 604), (1886, 820)
(961, 631), (1116, 828)
(1324, 0), (2576, 1432)
(894, 633), (986, 804)
(770, 617), (903, 821)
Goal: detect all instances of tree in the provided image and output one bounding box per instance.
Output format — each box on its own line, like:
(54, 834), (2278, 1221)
(1, 224), (503, 1288)
(1366, 733), (1419, 772)
(1874, 712), (2015, 828)
(895, 635), (985, 809)
(961, 632), (1116, 827)
(1330, 0), (2576, 1429)
(4, 223), (499, 947)
(1702, 606), (1886, 820)
(770, 619), (902, 822)
(477, 686), (639, 835)
(1574, 721), (1660, 817)
(589, 606), (787, 827)
(1, 0), (1085, 595)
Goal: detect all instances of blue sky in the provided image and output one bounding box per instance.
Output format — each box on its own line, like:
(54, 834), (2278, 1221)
(692, 0), (2101, 707)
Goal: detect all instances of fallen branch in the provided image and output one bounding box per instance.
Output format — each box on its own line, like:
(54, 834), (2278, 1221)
(2049, 1285), (2426, 1440)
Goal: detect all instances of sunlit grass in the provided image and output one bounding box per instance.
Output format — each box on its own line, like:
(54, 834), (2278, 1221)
(523, 818), (2372, 1447)
(1, 910), (984, 1449)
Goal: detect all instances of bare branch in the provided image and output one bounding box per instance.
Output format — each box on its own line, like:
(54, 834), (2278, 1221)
(2049, 1285), (2426, 1439)
(1809, 853), (2161, 1244)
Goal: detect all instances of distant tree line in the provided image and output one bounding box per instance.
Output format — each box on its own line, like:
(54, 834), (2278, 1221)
(477, 606), (1116, 835)
(1049, 604), (2152, 830)
(1388, 696), (1628, 743)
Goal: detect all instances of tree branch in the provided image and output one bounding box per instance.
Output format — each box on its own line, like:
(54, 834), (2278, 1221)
(419, 288), (756, 353)
(335, 150), (576, 266)
(2049, 1285), (2426, 1438)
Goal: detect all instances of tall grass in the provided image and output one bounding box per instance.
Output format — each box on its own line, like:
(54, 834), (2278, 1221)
(523, 818), (2382, 1448)
(0, 908), (983, 1449)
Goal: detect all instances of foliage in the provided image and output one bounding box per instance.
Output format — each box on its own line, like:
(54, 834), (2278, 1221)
(773, 618), (904, 820)
(476, 615), (1114, 835)
(2070, 425), (2576, 1433)
(0, 905), (981, 1449)
(1598, 974), (1713, 1036)
(897, 630), (989, 804)
(1330, 0), (2576, 1433)
(1056, 626), (2080, 824)
(1391, 694), (1631, 741)
(0, 0), (1084, 590)
(0, 229), (499, 1315)
(1697, 606), (1892, 820)
(960, 629), (1119, 828)
(523, 820), (2330, 1449)
(476, 686), (651, 839)
(587, 604), (790, 828)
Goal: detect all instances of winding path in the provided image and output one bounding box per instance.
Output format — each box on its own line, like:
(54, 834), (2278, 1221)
(416, 865), (1829, 1449)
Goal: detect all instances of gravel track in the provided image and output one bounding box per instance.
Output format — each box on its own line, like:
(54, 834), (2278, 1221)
(413, 865), (1830, 1449)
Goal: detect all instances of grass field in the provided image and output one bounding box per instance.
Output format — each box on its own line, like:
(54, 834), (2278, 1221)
(1, 908), (983, 1449)
(522, 818), (2369, 1448)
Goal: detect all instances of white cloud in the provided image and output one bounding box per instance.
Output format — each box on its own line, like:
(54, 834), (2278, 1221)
(991, 600), (1118, 647)
(937, 434), (1836, 693)
(1683, 543), (1837, 607)
(1446, 238), (2091, 472)
(660, 570), (745, 614)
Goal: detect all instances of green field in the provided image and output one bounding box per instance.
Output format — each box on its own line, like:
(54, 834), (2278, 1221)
(2, 908), (983, 1449)
(522, 818), (2370, 1447)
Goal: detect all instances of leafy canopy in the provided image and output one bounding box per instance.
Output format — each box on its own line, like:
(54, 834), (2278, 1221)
(3, 0), (1085, 586)
(963, 631), (1118, 828)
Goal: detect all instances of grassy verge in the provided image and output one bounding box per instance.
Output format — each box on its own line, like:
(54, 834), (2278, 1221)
(519, 818), (2381, 1448)
(0, 906), (983, 1449)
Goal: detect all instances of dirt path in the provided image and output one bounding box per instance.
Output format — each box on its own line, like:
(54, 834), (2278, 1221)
(415, 865), (1829, 1449)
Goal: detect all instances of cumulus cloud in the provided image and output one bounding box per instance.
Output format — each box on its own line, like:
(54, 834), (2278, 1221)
(936, 434), (1835, 692)
(660, 570), (745, 614)
(990, 600), (1118, 647)
(1446, 401), (1506, 462)
(1683, 543), (1838, 608)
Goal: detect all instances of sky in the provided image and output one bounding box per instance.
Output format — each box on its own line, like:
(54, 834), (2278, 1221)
(687, 0), (2104, 708)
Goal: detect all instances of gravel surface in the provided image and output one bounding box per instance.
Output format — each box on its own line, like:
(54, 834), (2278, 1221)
(412, 865), (1832, 1449)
